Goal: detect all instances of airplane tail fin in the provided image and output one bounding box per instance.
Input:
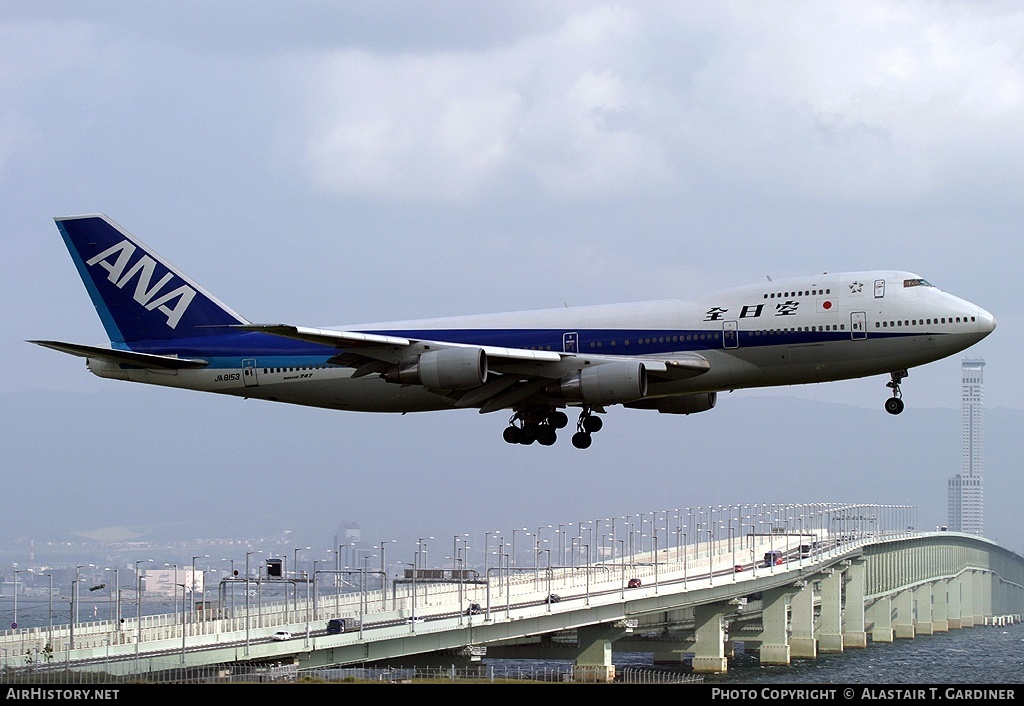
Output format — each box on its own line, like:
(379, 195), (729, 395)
(54, 214), (249, 346)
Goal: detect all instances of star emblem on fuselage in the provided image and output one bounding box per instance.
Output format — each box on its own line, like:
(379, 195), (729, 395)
(849, 281), (864, 294)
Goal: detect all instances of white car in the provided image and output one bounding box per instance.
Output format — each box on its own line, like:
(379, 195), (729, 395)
(406, 616), (424, 624)
(272, 630), (292, 641)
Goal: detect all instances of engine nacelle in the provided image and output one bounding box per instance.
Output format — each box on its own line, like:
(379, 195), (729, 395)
(556, 362), (648, 405)
(626, 392), (717, 415)
(383, 348), (487, 390)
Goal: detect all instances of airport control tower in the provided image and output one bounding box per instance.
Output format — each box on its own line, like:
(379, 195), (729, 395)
(947, 358), (985, 535)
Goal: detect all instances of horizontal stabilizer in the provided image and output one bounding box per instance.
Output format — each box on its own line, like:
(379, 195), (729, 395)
(28, 340), (209, 369)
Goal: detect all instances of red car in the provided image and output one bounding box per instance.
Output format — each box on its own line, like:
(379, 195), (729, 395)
(627, 578), (642, 588)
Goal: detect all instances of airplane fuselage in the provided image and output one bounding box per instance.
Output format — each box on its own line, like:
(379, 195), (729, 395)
(86, 270), (993, 413)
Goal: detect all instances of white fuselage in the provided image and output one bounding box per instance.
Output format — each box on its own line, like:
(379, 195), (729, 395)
(87, 270), (994, 414)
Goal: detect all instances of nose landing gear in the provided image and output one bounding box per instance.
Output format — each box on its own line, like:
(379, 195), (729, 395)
(885, 370), (907, 415)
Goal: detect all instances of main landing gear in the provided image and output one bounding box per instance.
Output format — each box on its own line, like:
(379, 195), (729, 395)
(502, 406), (604, 448)
(503, 408), (569, 446)
(571, 407), (603, 449)
(885, 370), (907, 415)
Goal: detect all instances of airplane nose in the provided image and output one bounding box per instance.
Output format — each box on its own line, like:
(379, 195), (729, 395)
(977, 307), (996, 335)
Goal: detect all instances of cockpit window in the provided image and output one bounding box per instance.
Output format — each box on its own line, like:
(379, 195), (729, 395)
(903, 278), (933, 288)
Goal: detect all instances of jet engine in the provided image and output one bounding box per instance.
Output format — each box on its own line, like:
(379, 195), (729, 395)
(554, 361), (648, 405)
(625, 392), (717, 414)
(383, 348), (487, 390)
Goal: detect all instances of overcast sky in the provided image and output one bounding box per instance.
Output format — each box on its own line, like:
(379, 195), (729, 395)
(1, 3), (1021, 552)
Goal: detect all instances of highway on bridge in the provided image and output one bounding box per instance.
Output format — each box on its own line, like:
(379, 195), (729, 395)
(3, 505), (1023, 682)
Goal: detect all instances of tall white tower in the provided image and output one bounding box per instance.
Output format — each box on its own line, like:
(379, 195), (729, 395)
(948, 358), (985, 535)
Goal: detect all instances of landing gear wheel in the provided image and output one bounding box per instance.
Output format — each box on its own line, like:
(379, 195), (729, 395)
(885, 370), (908, 416)
(503, 426), (522, 444)
(582, 415), (603, 433)
(572, 432), (592, 449)
(537, 426), (557, 446)
(547, 411), (569, 429)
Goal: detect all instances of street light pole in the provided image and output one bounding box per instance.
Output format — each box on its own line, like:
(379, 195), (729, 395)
(417, 537), (434, 570)
(45, 573), (53, 648)
(12, 570), (21, 630)
(483, 531), (499, 588)
(293, 547), (309, 617)
(134, 558), (152, 670)
(245, 551), (261, 655)
(452, 534), (468, 574)
(175, 584), (186, 663)
(191, 555), (209, 627)
(70, 564), (91, 650)
(379, 540), (395, 605)
(361, 554), (376, 626)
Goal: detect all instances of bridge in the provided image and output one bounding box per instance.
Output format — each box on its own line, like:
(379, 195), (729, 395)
(3, 503), (1023, 683)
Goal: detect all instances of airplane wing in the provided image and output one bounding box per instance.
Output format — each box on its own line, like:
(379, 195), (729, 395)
(236, 324), (709, 411)
(28, 340), (210, 369)
(234, 324), (565, 365)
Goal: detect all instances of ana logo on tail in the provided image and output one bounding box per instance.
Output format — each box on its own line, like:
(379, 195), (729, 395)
(85, 239), (196, 329)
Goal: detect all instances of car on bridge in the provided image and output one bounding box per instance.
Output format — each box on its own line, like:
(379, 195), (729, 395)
(627, 578), (642, 588)
(272, 631), (292, 641)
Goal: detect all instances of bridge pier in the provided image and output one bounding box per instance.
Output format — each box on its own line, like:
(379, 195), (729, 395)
(690, 602), (730, 673)
(893, 589), (916, 638)
(914, 584), (935, 635)
(790, 579), (817, 659)
(758, 586), (793, 665)
(572, 625), (619, 683)
(948, 573), (964, 628)
(961, 571), (978, 627)
(932, 578), (950, 632)
(867, 595), (894, 642)
(843, 560), (868, 648)
(974, 569), (993, 625)
(818, 569), (844, 652)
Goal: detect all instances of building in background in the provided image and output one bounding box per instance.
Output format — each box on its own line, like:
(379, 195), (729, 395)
(948, 358), (985, 535)
(142, 567), (202, 598)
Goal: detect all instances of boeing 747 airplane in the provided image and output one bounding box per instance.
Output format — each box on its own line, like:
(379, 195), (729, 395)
(32, 215), (995, 448)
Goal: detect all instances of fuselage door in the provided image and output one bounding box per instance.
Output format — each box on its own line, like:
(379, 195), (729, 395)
(851, 312), (867, 340)
(562, 332), (578, 353)
(874, 279), (886, 298)
(242, 358), (259, 387)
(722, 320), (739, 349)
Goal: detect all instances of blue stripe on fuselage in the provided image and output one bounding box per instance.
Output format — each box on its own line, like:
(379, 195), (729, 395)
(125, 327), (920, 365)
